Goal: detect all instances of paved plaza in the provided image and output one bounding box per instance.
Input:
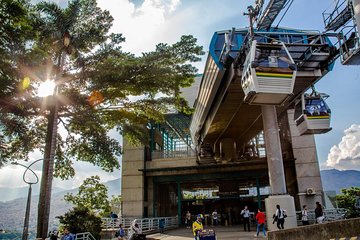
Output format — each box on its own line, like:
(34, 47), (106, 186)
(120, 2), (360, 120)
(147, 226), (266, 240)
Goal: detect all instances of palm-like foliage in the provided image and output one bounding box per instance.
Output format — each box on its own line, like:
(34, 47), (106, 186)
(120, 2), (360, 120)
(1, 0), (203, 170)
(1, 1), (203, 236)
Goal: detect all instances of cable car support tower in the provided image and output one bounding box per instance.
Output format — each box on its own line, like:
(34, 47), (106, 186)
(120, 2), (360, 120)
(244, 0), (298, 229)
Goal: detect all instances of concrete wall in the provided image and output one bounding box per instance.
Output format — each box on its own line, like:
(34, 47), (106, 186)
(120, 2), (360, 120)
(121, 140), (145, 217)
(287, 109), (324, 209)
(267, 218), (360, 240)
(147, 157), (197, 169)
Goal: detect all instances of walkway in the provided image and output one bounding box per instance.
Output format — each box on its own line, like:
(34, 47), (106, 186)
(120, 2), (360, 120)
(147, 226), (266, 240)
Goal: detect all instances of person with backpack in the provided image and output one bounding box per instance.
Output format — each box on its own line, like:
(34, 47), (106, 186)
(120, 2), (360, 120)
(115, 224), (125, 240)
(48, 229), (58, 240)
(274, 204), (287, 229)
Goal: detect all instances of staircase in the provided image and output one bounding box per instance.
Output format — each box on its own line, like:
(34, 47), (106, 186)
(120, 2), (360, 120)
(75, 232), (96, 240)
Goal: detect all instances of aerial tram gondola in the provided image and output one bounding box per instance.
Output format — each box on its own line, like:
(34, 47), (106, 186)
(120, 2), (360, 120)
(241, 40), (297, 105)
(294, 88), (332, 135)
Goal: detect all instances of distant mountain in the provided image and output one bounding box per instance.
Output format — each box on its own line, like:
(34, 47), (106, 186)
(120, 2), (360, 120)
(0, 178), (121, 203)
(321, 169), (360, 193)
(0, 178), (121, 231)
(105, 178), (121, 197)
(0, 186), (65, 203)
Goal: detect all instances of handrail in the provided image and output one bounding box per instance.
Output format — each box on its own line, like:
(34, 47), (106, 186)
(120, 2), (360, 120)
(151, 149), (196, 159)
(102, 216), (178, 237)
(295, 208), (347, 224)
(75, 232), (96, 240)
(322, 0), (351, 31)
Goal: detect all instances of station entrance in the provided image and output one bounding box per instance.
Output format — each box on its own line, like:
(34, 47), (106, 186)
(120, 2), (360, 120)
(153, 171), (270, 226)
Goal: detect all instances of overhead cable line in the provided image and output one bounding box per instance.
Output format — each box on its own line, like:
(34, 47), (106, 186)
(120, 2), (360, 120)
(275, 0), (294, 28)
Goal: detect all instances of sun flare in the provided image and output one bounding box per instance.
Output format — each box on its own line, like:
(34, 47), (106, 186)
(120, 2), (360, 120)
(37, 80), (56, 97)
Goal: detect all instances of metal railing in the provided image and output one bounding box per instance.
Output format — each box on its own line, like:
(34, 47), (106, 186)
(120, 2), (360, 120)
(75, 232), (96, 240)
(102, 218), (134, 229)
(322, 0), (350, 31)
(151, 149), (196, 159)
(296, 208), (347, 225)
(338, 25), (360, 64)
(102, 216), (178, 233)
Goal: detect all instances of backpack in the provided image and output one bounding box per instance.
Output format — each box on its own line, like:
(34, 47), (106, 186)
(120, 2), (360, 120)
(115, 230), (119, 237)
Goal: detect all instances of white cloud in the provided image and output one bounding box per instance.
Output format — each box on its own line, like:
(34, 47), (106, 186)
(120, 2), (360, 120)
(97, 0), (183, 55)
(324, 124), (360, 170)
(52, 160), (121, 190)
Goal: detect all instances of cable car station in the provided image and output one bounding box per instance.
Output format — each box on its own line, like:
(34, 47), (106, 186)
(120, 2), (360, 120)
(121, 0), (360, 231)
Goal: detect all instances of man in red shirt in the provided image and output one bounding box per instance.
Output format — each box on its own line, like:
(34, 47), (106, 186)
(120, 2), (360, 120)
(255, 208), (266, 238)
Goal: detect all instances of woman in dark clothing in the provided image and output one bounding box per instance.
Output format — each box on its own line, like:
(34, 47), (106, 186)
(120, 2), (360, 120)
(315, 201), (324, 223)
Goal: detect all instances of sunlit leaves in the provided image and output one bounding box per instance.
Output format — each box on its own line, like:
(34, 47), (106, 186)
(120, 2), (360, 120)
(64, 175), (111, 214)
(88, 90), (104, 107)
(0, 0), (204, 175)
(336, 186), (360, 218)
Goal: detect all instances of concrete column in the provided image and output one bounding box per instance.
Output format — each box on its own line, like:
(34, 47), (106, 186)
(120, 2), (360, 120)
(213, 141), (221, 162)
(261, 105), (286, 194)
(262, 106), (297, 230)
(121, 139), (145, 217)
(287, 109), (324, 209)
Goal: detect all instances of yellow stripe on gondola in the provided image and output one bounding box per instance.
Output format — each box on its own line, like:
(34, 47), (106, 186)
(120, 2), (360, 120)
(256, 72), (293, 79)
(307, 116), (330, 119)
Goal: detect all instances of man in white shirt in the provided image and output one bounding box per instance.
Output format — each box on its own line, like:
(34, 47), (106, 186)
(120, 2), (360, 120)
(212, 209), (218, 226)
(241, 206), (251, 231)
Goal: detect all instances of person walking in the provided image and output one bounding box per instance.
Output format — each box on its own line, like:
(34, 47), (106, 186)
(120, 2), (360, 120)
(254, 208), (266, 238)
(240, 206), (251, 231)
(301, 205), (309, 225)
(274, 204), (286, 229)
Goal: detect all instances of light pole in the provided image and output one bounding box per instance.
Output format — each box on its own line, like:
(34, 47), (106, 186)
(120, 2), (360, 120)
(12, 159), (43, 240)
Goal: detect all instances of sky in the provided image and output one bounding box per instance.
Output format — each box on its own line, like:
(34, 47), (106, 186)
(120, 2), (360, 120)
(1, 0), (360, 190)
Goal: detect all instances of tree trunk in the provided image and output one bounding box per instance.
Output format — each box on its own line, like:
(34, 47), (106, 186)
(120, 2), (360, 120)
(36, 100), (58, 239)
